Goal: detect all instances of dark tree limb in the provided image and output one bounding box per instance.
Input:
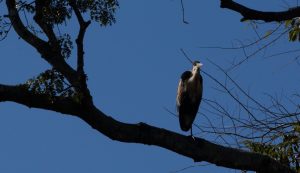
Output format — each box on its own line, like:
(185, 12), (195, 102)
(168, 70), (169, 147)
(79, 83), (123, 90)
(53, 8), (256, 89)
(6, 0), (47, 49)
(220, 0), (300, 22)
(34, 0), (59, 45)
(65, 0), (89, 74)
(0, 84), (82, 115)
(69, 0), (92, 103)
(180, 0), (189, 24)
(6, 0), (79, 87)
(72, 4), (91, 74)
(0, 83), (294, 173)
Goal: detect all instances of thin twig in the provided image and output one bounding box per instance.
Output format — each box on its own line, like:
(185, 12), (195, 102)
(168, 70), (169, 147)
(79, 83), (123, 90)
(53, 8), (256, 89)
(180, 0), (189, 24)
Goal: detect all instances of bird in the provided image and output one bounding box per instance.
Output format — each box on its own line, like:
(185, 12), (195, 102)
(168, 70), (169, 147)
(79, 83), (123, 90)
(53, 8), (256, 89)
(176, 61), (203, 137)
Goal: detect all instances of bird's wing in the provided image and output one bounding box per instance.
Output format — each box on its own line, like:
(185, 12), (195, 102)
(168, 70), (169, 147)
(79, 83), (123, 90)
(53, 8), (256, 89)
(176, 80), (183, 107)
(176, 71), (194, 131)
(176, 71), (192, 108)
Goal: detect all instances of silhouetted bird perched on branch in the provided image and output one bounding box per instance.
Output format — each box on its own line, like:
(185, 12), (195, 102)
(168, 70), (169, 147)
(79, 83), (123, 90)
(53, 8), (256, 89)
(176, 61), (203, 137)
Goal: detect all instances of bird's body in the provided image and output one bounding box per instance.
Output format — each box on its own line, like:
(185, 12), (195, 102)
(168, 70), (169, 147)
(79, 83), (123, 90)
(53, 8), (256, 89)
(176, 61), (203, 135)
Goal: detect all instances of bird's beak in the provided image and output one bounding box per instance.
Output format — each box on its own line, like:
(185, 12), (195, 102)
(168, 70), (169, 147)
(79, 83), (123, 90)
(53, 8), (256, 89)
(198, 63), (203, 67)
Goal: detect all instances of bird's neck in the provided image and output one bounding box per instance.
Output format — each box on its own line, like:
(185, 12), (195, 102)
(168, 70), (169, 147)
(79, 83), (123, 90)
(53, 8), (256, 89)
(190, 68), (200, 81)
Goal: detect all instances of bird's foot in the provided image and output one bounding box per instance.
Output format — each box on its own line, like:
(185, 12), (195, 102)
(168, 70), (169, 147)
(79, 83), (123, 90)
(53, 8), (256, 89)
(189, 134), (196, 141)
(190, 129), (196, 140)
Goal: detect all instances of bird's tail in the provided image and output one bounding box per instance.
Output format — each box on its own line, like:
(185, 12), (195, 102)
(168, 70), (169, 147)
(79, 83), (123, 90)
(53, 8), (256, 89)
(179, 114), (193, 131)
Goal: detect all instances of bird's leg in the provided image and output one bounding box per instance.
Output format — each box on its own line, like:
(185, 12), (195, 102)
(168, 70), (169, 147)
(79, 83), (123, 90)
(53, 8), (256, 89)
(190, 127), (195, 140)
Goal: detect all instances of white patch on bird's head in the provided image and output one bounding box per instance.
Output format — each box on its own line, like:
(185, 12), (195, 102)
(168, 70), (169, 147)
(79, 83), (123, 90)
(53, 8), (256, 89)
(196, 62), (203, 68)
(192, 61), (203, 72)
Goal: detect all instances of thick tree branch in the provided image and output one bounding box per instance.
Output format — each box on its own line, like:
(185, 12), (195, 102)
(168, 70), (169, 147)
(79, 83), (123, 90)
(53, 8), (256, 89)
(86, 109), (294, 173)
(0, 84), (82, 115)
(6, 0), (79, 87)
(220, 0), (300, 22)
(0, 83), (294, 173)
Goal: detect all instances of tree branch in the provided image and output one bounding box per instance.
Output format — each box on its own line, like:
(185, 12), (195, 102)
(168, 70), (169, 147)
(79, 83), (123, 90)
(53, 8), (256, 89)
(69, 0), (92, 103)
(0, 83), (294, 173)
(34, 0), (59, 44)
(87, 112), (294, 173)
(72, 3), (91, 74)
(6, 0), (79, 87)
(220, 0), (300, 22)
(6, 0), (47, 49)
(0, 84), (82, 115)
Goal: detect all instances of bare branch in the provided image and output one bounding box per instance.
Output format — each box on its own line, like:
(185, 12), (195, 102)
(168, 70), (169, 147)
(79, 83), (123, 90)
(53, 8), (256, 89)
(198, 23), (283, 51)
(220, 0), (300, 22)
(228, 28), (290, 71)
(180, 0), (189, 24)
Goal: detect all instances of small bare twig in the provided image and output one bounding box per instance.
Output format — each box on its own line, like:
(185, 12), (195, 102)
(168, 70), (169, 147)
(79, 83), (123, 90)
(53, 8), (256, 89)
(180, 0), (189, 24)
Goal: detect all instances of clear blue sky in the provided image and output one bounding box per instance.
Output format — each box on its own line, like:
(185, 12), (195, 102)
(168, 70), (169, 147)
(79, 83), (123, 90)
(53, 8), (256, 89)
(1, 0), (300, 172)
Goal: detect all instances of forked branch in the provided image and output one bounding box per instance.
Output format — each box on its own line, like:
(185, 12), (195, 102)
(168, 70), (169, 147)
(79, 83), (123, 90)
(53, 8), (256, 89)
(69, 0), (91, 74)
(6, 0), (79, 89)
(69, 0), (92, 102)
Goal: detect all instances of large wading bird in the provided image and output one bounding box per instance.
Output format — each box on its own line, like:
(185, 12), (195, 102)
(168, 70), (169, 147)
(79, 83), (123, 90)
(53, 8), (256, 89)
(176, 61), (203, 136)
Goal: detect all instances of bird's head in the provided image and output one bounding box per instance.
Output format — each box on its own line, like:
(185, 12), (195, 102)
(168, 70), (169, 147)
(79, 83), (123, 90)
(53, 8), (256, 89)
(192, 61), (203, 72)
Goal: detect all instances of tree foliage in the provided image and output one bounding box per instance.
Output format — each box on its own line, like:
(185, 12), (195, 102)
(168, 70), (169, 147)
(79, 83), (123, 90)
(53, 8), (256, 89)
(245, 124), (300, 172)
(25, 69), (75, 98)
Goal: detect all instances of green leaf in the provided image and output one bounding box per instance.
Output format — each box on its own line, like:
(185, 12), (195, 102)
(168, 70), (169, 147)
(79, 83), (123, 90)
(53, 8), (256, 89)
(24, 69), (75, 98)
(289, 29), (298, 41)
(265, 30), (273, 37)
(285, 19), (293, 28)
